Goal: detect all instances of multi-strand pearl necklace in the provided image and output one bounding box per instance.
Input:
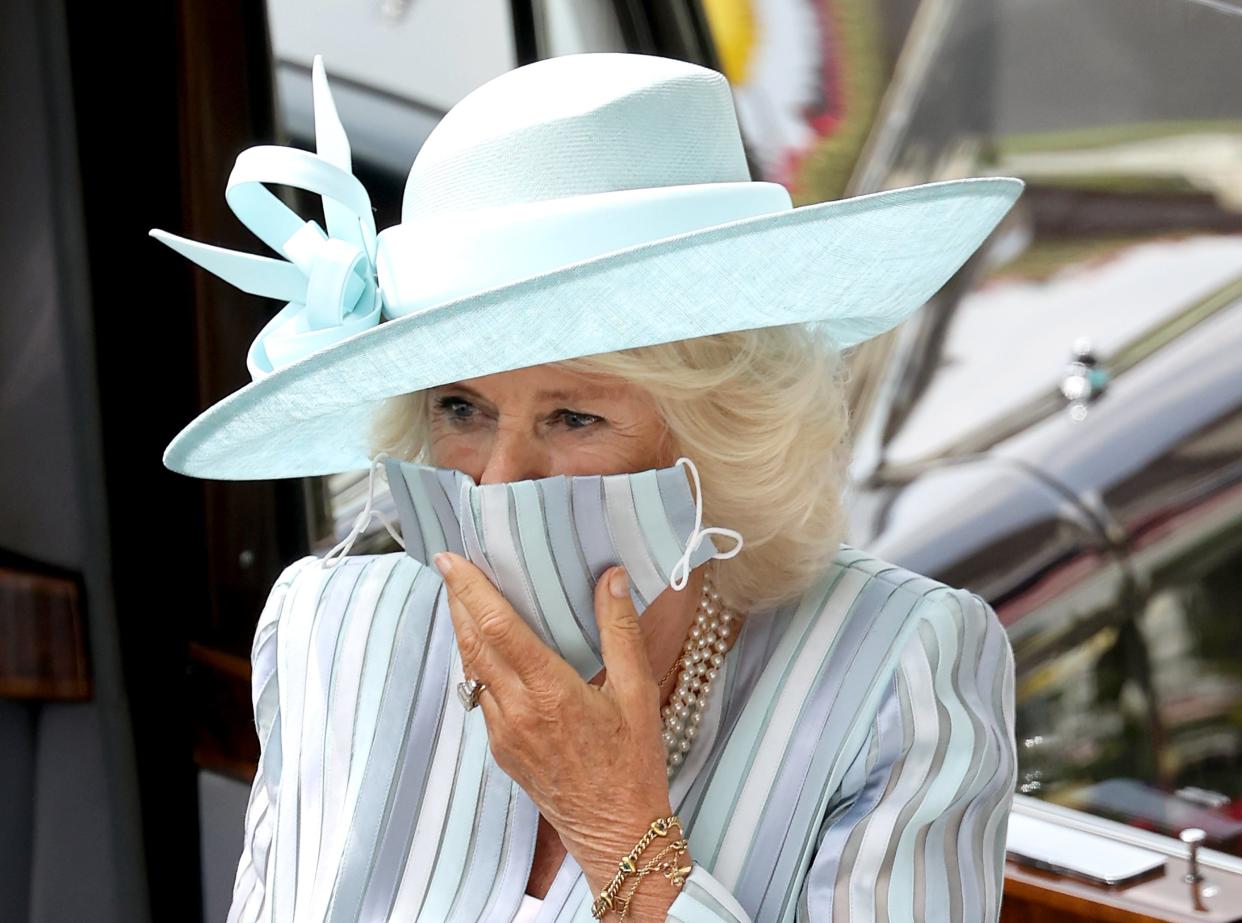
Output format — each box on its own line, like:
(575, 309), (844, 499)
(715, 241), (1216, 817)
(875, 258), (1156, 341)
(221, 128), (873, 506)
(659, 569), (739, 778)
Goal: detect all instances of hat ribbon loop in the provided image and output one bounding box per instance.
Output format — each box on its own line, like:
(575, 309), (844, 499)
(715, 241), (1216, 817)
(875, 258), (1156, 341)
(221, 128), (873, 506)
(147, 55), (381, 381)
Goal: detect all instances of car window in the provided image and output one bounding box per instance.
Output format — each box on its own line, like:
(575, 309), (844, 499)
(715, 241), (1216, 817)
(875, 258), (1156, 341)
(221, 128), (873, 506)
(854, 0), (1242, 859)
(861, 0), (1242, 471)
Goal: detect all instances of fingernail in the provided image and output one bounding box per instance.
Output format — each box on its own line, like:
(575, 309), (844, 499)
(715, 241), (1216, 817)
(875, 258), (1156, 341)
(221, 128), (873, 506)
(609, 568), (629, 599)
(433, 552), (453, 575)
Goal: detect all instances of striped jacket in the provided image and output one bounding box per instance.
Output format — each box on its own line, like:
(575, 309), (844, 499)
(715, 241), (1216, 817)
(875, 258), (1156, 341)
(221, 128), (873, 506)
(229, 543), (1017, 923)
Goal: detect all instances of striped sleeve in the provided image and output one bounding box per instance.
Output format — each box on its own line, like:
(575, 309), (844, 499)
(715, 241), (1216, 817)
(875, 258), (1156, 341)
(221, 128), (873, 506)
(227, 555), (320, 923)
(667, 587), (1017, 923)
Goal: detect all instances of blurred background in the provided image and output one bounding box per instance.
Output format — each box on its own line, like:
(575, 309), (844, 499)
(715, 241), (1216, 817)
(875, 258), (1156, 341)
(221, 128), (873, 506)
(3, 0), (1241, 920)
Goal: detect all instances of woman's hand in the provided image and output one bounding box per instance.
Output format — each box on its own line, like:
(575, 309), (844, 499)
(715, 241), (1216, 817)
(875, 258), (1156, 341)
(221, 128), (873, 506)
(433, 550), (690, 919)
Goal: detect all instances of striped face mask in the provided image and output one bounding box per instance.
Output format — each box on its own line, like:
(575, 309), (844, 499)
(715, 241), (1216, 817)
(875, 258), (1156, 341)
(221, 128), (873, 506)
(326, 454), (743, 681)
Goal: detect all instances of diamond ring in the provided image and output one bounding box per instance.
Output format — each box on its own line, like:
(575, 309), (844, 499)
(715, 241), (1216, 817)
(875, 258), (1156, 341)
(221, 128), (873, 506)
(457, 677), (487, 711)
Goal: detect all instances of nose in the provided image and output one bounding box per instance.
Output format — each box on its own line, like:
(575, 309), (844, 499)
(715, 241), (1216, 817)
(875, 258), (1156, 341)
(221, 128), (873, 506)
(477, 425), (550, 484)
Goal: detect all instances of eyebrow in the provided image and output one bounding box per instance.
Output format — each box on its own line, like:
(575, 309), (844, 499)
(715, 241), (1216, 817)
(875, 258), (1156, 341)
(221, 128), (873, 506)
(438, 382), (618, 403)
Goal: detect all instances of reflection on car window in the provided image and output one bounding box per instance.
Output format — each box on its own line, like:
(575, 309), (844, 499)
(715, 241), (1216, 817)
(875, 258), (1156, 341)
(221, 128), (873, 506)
(850, 0), (1242, 857)
(1021, 508), (1242, 856)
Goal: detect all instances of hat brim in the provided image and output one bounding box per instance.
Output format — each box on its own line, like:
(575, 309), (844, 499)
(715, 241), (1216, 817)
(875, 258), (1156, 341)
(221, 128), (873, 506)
(164, 176), (1022, 480)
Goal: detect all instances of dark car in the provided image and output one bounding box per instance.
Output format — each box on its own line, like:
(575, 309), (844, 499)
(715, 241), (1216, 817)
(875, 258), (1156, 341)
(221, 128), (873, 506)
(842, 0), (1242, 861)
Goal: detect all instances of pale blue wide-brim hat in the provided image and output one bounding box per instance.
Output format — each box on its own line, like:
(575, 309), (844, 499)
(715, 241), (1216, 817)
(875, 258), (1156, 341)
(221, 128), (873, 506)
(151, 52), (1023, 481)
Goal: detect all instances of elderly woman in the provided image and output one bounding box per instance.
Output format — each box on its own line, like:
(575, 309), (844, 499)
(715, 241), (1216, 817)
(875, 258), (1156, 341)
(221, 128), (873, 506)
(152, 52), (1021, 923)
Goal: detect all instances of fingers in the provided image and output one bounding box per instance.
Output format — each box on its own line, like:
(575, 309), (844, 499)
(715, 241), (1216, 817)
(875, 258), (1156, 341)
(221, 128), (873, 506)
(434, 551), (557, 691)
(596, 566), (657, 708)
(440, 582), (514, 700)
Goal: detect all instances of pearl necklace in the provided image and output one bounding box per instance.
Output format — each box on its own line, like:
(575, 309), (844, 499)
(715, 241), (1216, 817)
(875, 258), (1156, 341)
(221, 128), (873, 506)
(659, 569), (739, 778)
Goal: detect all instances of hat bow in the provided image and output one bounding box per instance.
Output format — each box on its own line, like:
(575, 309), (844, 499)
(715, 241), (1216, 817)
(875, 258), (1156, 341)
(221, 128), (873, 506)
(149, 56), (381, 380)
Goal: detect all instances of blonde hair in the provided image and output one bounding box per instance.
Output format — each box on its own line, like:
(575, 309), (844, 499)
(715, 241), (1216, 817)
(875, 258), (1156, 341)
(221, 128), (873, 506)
(369, 324), (853, 614)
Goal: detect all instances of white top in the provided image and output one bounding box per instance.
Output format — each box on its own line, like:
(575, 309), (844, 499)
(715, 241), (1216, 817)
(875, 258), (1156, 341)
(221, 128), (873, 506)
(514, 893), (543, 923)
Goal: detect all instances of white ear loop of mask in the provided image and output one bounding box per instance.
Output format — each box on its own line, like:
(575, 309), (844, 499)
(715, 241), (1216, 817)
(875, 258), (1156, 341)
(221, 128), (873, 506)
(319, 452), (407, 569)
(668, 456), (744, 591)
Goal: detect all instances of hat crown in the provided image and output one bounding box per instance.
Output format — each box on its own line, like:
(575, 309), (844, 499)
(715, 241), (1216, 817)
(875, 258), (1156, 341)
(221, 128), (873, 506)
(402, 53), (752, 218)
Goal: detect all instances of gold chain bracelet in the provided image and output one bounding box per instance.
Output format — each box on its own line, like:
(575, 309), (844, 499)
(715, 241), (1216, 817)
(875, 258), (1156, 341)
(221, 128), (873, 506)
(590, 815), (685, 919)
(614, 837), (692, 920)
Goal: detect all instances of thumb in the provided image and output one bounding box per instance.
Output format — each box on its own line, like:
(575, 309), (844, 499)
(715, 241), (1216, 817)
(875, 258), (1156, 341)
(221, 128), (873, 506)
(596, 566), (655, 702)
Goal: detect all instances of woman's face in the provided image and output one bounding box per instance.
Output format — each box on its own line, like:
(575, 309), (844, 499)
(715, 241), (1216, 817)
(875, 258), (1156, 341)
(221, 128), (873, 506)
(426, 363), (673, 484)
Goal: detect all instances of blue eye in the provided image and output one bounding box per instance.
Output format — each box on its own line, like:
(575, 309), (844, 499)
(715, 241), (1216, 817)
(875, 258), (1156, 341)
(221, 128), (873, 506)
(554, 410), (603, 430)
(433, 395), (476, 423)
